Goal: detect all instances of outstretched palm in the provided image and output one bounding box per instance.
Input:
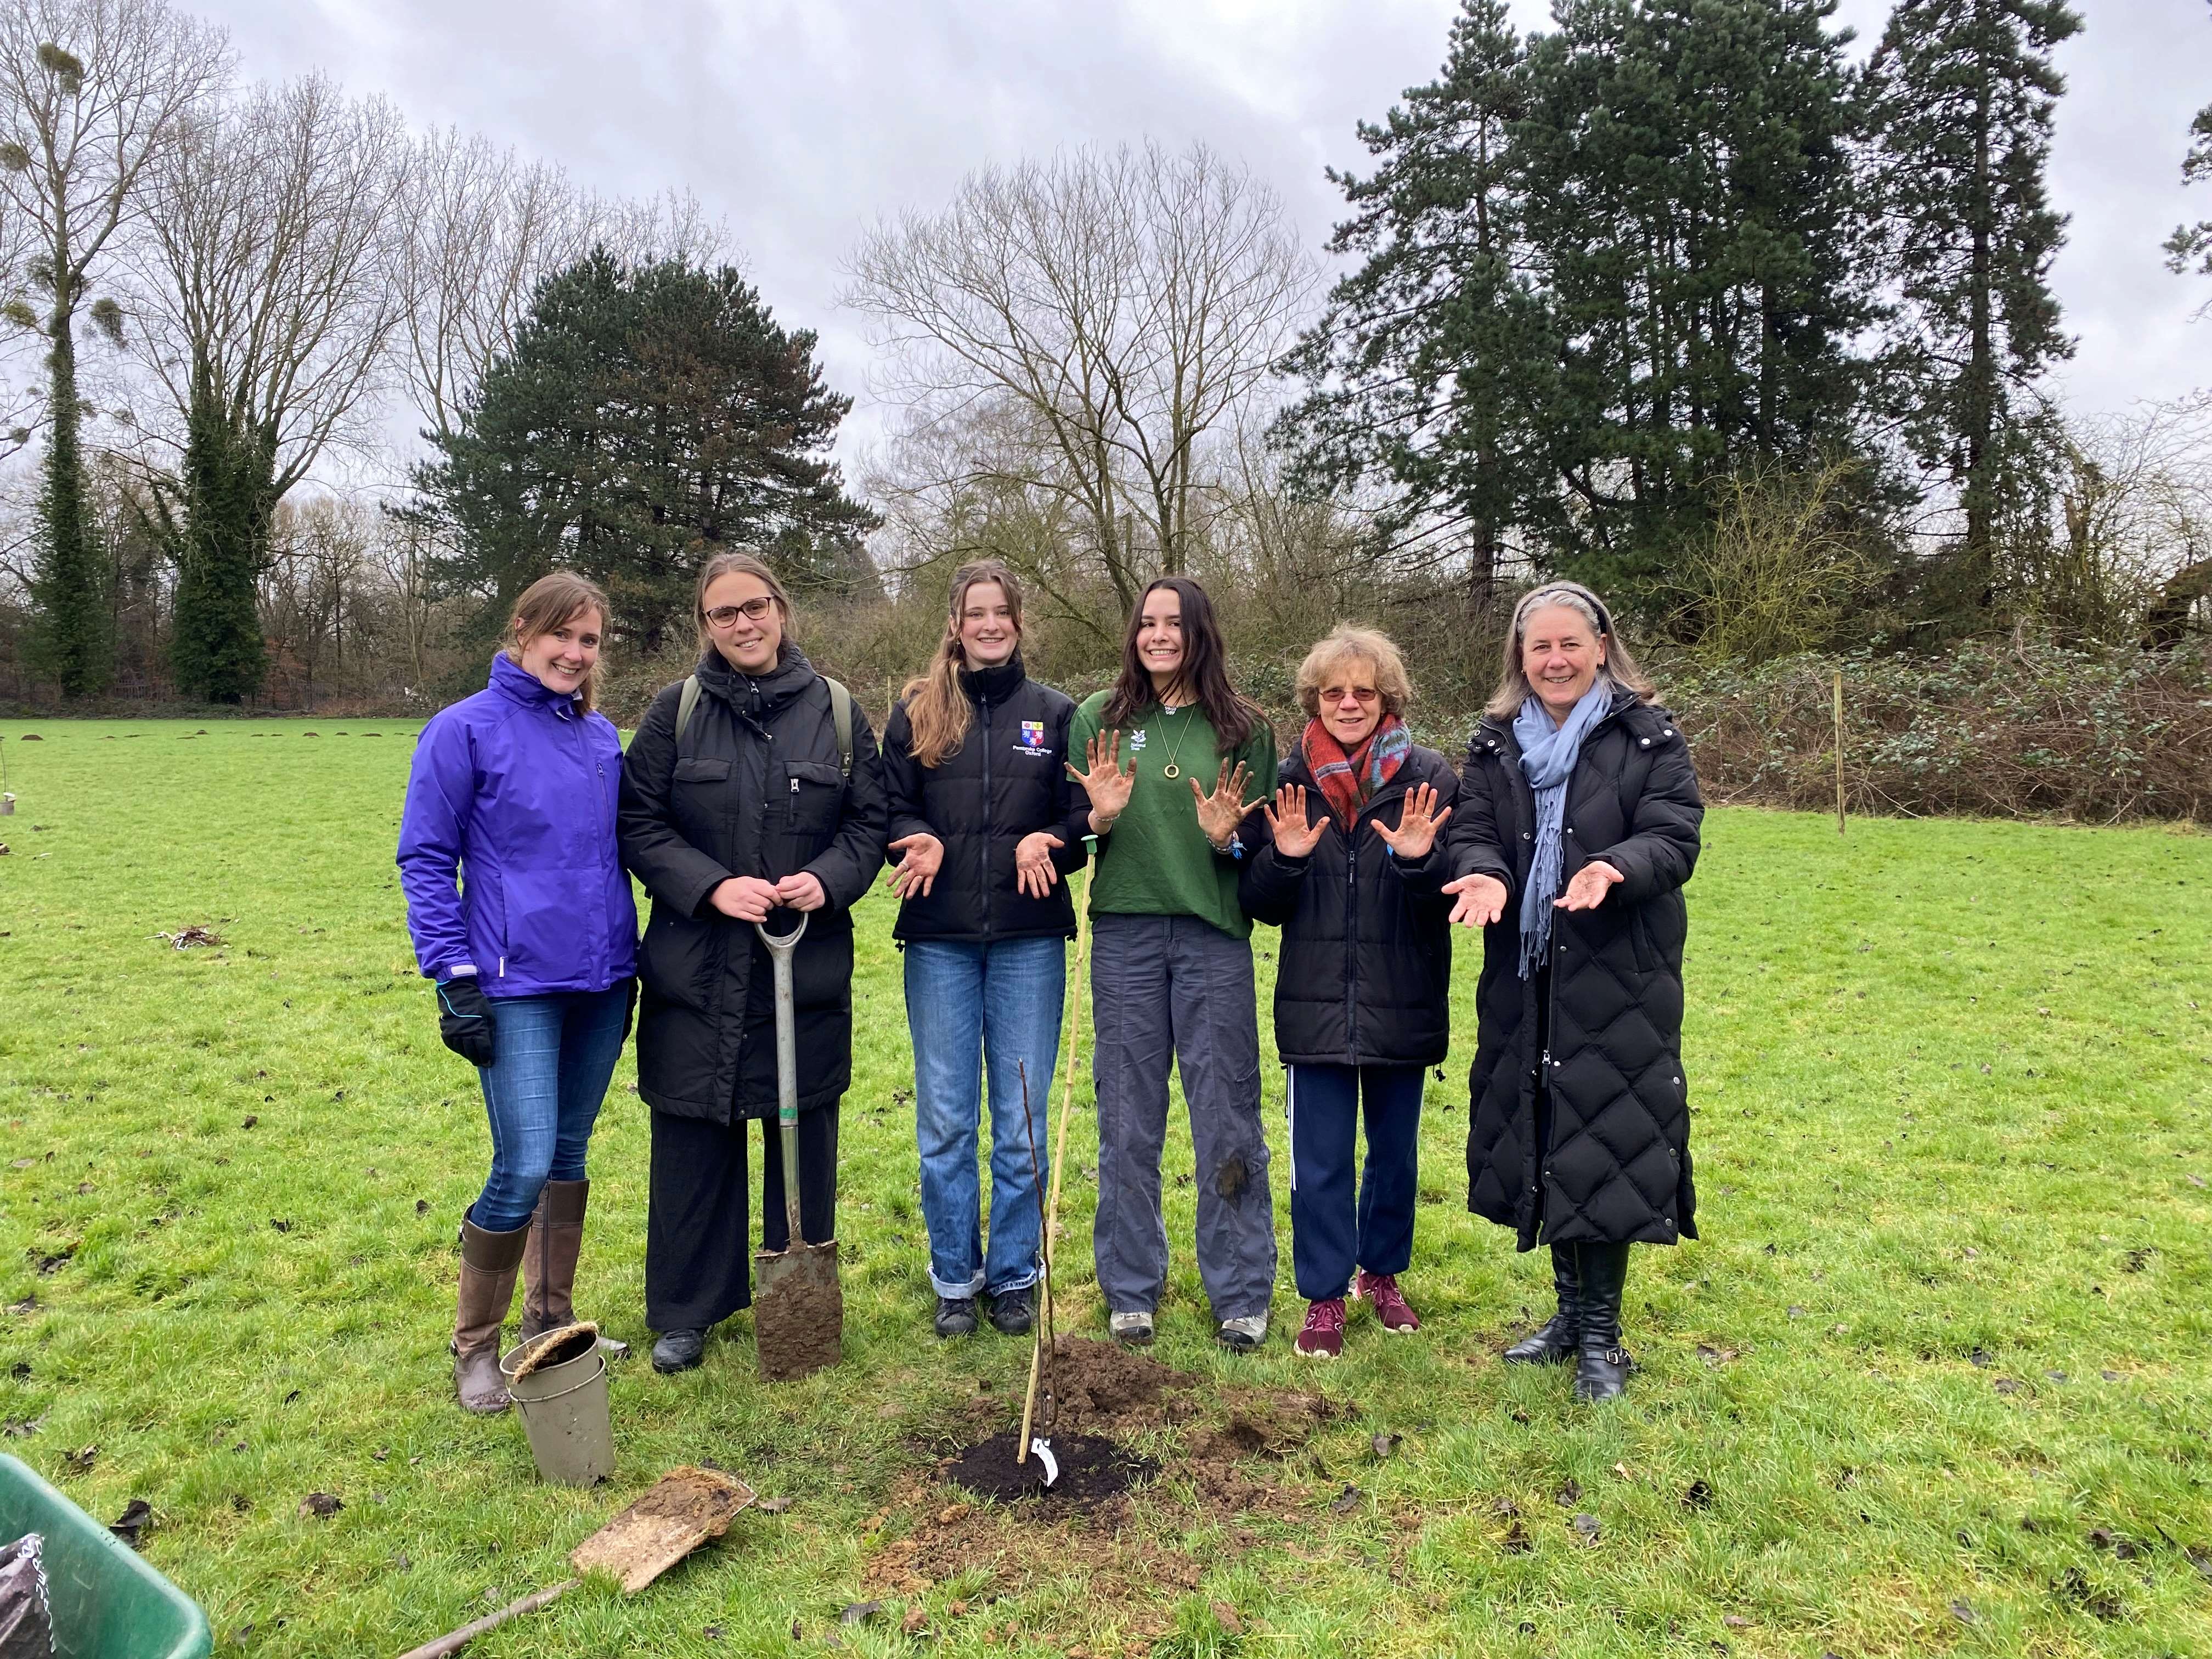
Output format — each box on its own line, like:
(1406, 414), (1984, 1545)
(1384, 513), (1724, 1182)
(1370, 782), (1452, 859)
(1190, 759), (1253, 845)
(1263, 784), (1330, 858)
(1066, 730), (1136, 822)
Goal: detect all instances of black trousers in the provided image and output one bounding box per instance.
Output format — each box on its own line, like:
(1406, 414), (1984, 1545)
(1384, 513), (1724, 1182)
(645, 1105), (840, 1332)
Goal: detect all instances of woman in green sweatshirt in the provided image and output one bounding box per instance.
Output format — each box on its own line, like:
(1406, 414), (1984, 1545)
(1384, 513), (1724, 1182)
(1067, 576), (1279, 1350)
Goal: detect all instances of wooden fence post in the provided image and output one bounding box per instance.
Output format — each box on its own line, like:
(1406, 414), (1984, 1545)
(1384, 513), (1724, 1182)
(1833, 668), (1846, 836)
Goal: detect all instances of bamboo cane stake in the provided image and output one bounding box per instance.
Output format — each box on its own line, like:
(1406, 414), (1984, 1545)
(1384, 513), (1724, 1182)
(1019, 843), (1094, 1462)
(1833, 668), (1846, 836)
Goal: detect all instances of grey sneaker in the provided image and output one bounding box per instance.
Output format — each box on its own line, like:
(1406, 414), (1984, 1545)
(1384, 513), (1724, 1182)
(1215, 1313), (1268, 1352)
(934, 1296), (979, 1339)
(1108, 1310), (1155, 1347)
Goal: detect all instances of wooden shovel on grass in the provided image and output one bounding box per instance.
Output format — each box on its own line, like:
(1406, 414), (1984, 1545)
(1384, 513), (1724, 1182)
(392, 1465), (755, 1658)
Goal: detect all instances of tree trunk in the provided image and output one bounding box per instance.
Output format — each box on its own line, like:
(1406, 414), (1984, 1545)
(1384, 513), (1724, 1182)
(1963, 12), (1996, 603)
(30, 303), (113, 698)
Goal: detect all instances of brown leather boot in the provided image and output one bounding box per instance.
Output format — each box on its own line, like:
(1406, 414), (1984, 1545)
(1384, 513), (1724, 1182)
(520, 1180), (588, 1343)
(454, 1214), (529, 1413)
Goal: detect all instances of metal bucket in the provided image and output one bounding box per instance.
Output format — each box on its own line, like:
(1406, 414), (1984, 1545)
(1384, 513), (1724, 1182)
(499, 1325), (613, 1486)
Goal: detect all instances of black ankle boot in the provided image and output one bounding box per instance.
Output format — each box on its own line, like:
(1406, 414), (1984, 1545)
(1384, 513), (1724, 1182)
(1503, 1243), (1580, 1364)
(1571, 1242), (1633, 1403)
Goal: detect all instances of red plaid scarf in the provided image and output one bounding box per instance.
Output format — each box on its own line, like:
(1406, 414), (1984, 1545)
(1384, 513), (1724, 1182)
(1301, 713), (1411, 827)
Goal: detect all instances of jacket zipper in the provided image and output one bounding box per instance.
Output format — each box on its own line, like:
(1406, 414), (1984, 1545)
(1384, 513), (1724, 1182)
(1343, 826), (1358, 1064)
(979, 694), (994, 940)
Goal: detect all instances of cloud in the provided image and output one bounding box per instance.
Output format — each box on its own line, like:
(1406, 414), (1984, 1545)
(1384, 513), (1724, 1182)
(195, 0), (2212, 475)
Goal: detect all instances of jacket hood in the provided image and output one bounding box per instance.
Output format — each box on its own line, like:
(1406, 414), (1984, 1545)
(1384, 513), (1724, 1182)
(694, 641), (817, 720)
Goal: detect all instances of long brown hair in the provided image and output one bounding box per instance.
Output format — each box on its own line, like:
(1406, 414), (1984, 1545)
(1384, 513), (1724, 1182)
(900, 560), (1024, 769)
(692, 550), (795, 657)
(504, 571), (610, 714)
(1483, 580), (1657, 719)
(1102, 576), (1259, 751)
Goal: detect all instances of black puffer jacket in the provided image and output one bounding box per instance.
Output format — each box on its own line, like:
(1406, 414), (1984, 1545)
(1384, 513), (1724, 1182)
(1238, 741), (1458, 1067)
(617, 646), (888, 1124)
(879, 657), (1090, 944)
(1446, 689), (1702, 1249)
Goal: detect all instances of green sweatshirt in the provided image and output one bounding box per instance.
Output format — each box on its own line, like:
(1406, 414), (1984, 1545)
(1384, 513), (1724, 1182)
(1070, 690), (1278, 940)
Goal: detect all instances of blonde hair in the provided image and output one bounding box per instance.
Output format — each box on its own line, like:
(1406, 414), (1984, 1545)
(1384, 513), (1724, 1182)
(1294, 625), (1413, 720)
(1485, 580), (1656, 719)
(504, 571), (610, 714)
(693, 551), (794, 657)
(900, 560), (1024, 769)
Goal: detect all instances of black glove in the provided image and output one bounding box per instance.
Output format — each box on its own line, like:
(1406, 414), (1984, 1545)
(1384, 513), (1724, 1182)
(436, 976), (496, 1068)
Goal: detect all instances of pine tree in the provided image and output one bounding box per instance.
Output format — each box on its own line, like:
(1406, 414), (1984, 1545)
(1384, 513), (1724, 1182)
(1281, 0), (1874, 614)
(1277, 0), (1546, 609)
(1865, 0), (2081, 611)
(1514, 0), (1873, 593)
(413, 251), (874, 654)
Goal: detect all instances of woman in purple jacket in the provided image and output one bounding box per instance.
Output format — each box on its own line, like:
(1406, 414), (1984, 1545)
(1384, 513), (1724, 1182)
(397, 572), (640, 1413)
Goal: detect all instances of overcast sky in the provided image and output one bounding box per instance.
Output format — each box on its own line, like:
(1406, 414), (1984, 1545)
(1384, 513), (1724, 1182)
(193, 0), (2212, 475)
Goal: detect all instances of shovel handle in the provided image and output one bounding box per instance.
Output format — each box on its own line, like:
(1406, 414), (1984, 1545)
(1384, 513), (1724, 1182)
(393, 1579), (578, 1659)
(754, 916), (809, 1245)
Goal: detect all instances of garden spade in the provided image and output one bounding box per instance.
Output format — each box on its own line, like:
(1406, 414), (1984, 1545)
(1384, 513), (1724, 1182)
(393, 1465), (755, 1657)
(751, 913), (844, 1381)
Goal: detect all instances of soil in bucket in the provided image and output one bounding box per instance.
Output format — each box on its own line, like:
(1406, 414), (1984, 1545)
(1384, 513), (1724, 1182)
(502, 1323), (613, 1486)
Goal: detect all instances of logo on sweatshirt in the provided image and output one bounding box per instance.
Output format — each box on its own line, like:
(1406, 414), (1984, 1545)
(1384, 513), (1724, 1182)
(1020, 720), (1046, 748)
(1128, 728), (1148, 752)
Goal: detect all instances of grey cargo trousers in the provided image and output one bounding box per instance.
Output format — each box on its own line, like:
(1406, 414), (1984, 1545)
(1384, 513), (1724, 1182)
(1090, 912), (1277, 1322)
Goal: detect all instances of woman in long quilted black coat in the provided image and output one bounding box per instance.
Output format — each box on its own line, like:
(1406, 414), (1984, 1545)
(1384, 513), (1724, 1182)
(1442, 582), (1702, 1402)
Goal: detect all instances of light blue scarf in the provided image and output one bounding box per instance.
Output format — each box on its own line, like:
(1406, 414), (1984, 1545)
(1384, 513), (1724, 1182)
(1514, 680), (1612, 979)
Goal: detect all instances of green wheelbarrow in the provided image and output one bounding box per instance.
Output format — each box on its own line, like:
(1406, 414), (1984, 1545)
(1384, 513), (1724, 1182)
(0, 1453), (211, 1658)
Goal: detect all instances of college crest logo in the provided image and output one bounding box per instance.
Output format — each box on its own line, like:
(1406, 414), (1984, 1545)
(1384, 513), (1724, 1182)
(1020, 720), (1046, 748)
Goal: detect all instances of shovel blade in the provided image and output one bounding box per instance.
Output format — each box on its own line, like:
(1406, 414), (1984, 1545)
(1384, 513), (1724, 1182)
(568, 1465), (755, 1594)
(753, 1238), (843, 1381)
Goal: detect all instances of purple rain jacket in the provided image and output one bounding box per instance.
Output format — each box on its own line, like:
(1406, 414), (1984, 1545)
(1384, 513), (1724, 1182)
(397, 653), (639, 997)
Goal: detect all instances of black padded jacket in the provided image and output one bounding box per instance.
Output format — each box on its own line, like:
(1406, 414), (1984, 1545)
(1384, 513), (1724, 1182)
(1238, 742), (1459, 1068)
(1444, 689), (1703, 1250)
(878, 657), (1091, 945)
(617, 646), (888, 1124)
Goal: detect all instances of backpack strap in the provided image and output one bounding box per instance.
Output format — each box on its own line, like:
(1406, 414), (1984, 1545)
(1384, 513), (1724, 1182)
(826, 677), (854, 780)
(676, 669), (850, 778)
(675, 674), (702, 751)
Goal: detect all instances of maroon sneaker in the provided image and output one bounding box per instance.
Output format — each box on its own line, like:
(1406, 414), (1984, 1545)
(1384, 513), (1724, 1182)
(1294, 1297), (1346, 1359)
(1356, 1270), (1421, 1334)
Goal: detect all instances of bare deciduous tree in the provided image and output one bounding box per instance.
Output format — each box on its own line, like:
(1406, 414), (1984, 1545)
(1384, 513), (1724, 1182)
(395, 128), (726, 442)
(126, 73), (411, 495)
(0, 0), (228, 692)
(846, 140), (1317, 611)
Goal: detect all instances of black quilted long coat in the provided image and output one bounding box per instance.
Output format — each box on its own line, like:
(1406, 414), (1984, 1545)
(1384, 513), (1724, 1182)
(1445, 688), (1703, 1250)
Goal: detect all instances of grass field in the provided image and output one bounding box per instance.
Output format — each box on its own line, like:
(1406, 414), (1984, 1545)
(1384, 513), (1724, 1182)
(1, 718), (2209, 1659)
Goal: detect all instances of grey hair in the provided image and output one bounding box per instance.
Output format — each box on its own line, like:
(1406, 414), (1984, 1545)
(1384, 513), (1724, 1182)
(1484, 581), (1657, 719)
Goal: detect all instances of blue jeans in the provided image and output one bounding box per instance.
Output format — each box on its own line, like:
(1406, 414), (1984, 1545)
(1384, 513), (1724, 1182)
(904, 936), (1066, 1297)
(469, 984), (631, 1232)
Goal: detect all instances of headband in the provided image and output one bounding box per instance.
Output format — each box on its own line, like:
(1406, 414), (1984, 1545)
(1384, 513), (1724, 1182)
(1516, 582), (1612, 637)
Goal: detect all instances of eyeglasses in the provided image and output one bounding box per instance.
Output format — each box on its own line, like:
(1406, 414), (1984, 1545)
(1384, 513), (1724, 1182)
(704, 597), (777, 628)
(1324, 686), (1379, 705)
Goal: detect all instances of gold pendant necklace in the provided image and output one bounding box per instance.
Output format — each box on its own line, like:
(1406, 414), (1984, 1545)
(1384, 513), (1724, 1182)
(1158, 702), (1195, 780)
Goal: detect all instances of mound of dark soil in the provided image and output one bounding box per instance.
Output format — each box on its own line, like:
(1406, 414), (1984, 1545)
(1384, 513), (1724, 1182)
(1039, 1336), (1198, 1434)
(944, 1430), (1158, 1510)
